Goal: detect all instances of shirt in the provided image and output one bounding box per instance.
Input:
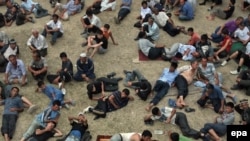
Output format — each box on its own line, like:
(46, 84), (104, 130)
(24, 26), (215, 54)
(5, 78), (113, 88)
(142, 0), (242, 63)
(180, 1), (194, 19)
(142, 22), (160, 41)
(151, 107), (176, 124)
(140, 7), (151, 19)
(177, 44), (196, 61)
(216, 112), (235, 125)
(61, 59), (73, 75)
(221, 35), (232, 53)
(4, 9), (16, 22)
(100, 0), (116, 12)
(21, 0), (37, 12)
(29, 57), (48, 70)
(5, 59), (26, 78)
(36, 107), (60, 127)
(138, 38), (155, 56)
(107, 91), (130, 111)
(83, 14), (102, 28)
(152, 12), (169, 27)
(63, 0), (81, 15)
(69, 121), (88, 139)
(234, 26), (250, 41)
(30, 126), (55, 141)
(4, 45), (19, 60)
(198, 63), (216, 81)
(94, 35), (108, 49)
(121, 0), (132, 10)
(225, 20), (238, 34)
(76, 58), (95, 76)
(245, 42), (250, 54)
(27, 34), (48, 50)
(158, 68), (179, 86)
(202, 85), (224, 101)
(46, 20), (64, 33)
(188, 32), (200, 46)
(2, 96), (23, 115)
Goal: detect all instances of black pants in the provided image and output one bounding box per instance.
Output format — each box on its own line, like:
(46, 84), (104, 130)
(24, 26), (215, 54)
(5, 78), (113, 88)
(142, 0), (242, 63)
(97, 77), (118, 92)
(175, 112), (199, 138)
(16, 13), (26, 26)
(47, 71), (72, 83)
(0, 13), (4, 27)
(31, 68), (47, 81)
(163, 21), (180, 37)
(175, 75), (188, 98)
(1, 114), (18, 139)
(148, 47), (163, 60)
(118, 8), (130, 21)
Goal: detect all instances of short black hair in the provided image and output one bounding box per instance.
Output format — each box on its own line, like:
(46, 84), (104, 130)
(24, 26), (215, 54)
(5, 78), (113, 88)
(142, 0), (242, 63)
(166, 13), (172, 18)
(11, 86), (19, 93)
(206, 83), (214, 90)
(152, 107), (160, 115)
(201, 34), (208, 41)
(170, 61), (178, 69)
(141, 1), (147, 6)
(87, 83), (94, 93)
(104, 24), (110, 29)
(170, 132), (179, 141)
(96, 29), (103, 35)
(49, 121), (57, 128)
(142, 130), (152, 138)
(33, 50), (41, 58)
(225, 102), (234, 108)
(140, 81), (148, 90)
(190, 59), (198, 65)
(86, 8), (93, 16)
(37, 80), (45, 87)
(52, 14), (59, 19)
(221, 28), (229, 35)
(52, 100), (61, 106)
(187, 27), (194, 32)
(230, 0), (235, 5)
(60, 52), (67, 58)
(8, 54), (16, 59)
(138, 31), (146, 38)
(122, 88), (130, 96)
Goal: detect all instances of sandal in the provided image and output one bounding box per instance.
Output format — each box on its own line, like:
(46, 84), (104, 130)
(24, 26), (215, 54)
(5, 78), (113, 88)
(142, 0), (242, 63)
(185, 107), (195, 113)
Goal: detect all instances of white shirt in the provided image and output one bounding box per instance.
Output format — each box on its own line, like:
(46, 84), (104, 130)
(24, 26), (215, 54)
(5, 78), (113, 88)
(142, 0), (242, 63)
(152, 12), (169, 27)
(177, 44), (196, 61)
(100, 0), (116, 12)
(46, 20), (64, 33)
(83, 15), (102, 28)
(21, 0), (37, 12)
(234, 26), (250, 41)
(140, 7), (151, 19)
(142, 22), (160, 41)
(120, 133), (139, 141)
(27, 34), (48, 50)
(4, 46), (18, 60)
(151, 107), (176, 124)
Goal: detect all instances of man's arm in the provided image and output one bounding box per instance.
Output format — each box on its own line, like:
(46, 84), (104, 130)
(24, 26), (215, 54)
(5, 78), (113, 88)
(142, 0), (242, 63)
(53, 128), (63, 137)
(108, 94), (119, 109)
(166, 108), (176, 123)
(144, 114), (153, 121)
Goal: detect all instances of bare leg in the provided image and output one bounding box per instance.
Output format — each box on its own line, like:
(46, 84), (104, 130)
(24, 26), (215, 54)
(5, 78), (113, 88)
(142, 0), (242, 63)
(21, 96), (33, 107)
(145, 103), (154, 112)
(208, 129), (221, 141)
(238, 58), (244, 67)
(229, 51), (239, 59)
(52, 76), (60, 84)
(4, 134), (10, 141)
(89, 47), (99, 58)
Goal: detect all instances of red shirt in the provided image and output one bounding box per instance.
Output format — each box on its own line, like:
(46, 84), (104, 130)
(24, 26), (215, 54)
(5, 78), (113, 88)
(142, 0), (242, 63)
(221, 35), (232, 53)
(188, 32), (200, 46)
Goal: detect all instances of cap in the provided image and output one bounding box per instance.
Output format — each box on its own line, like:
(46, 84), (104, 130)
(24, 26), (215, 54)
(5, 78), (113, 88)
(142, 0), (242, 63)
(240, 99), (248, 104)
(78, 112), (84, 116)
(9, 39), (16, 44)
(80, 53), (87, 58)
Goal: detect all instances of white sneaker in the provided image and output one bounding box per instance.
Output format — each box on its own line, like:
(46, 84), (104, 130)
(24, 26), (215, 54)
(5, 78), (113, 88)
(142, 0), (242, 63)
(221, 61), (227, 66)
(58, 82), (62, 89)
(230, 70), (239, 75)
(83, 106), (94, 113)
(64, 104), (70, 109)
(61, 88), (66, 95)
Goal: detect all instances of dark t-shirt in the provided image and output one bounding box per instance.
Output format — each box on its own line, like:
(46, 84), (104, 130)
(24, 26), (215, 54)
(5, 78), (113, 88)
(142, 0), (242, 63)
(87, 81), (102, 99)
(70, 121), (88, 137)
(94, 35), (108, 49)
(4, 9), (16, 22)
(225, 5), (235, 19)
(29, 126), (55, 141)
(61, 59), (73, 75)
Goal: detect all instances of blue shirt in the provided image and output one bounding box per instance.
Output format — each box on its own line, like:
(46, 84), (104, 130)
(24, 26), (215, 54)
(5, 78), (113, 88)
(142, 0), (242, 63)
(202, 85), (224, 101)
(21, 0), (37, 12)
(2, 96), (23, 115)
(158, 68), (179, 86)
(121, 0), (132, 10)
(63, 0), (81, 15)
(180, 2), (194, 19)
(5, 59), (26, 78)
(36, 107), (60, 127)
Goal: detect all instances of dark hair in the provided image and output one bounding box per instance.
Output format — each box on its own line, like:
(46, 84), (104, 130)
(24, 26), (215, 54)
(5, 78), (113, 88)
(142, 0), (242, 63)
(60, 52), (67, 58)
(152, 107), (160, 115)
(122, 88), (130, 96)
(87, 83), (94, 93)
(49, 121), (57, 128)
(138, 31), (146, 38)
(187, 27), (194, 32)
(52, 100), (61, 106)
(37, 80), (45, 87)
(230, 0), (235, 5)
(221, 28), (229, 35)
(201, 34), (208, 41)
(166, 13), (172, 18)
(96, 29), (103, 35)
(140, 81), (148, 90)
(33, 50), (41, 58)
(206, 83), (214, 90)
(170, 61), (178, 69)
(141, 1), (147, 6)
(8, 54), (16, 59)
(201, 57), (208, 61)
(104, 24), (110, 29)
(142, 130), (152, 138)
(190, 59), (198, 65)
(170, 132), (179, 141)
(11, 86), (19, 93)
(52, 14), (59, 19)
(86, 8), (93, 16)
(225, 102), (234, 108)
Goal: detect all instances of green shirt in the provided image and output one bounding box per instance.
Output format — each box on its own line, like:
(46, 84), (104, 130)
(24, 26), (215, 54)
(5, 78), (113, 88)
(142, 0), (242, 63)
(180, 135), (193, 141)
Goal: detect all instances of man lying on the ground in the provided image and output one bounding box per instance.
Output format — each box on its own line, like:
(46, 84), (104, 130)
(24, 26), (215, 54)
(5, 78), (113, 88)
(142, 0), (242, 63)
(114, 0), (132, 24)
(234, 99), (250, 125)
(110, 130), (153, 141)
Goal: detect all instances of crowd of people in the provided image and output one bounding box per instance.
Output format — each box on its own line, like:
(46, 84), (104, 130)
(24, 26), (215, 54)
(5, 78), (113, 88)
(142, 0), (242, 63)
(0, 0), (250, 141)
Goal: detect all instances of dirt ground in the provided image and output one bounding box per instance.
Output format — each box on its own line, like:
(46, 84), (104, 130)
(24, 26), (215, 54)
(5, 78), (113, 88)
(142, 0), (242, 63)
(0, 0), (250, 141)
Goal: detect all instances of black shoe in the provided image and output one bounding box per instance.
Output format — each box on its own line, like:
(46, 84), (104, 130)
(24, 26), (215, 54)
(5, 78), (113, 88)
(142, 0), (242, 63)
(114, 77), (123, 81)
(107, 72), (116, 78)
(93, 115), (100, 120)
(231, 84), (240, 90)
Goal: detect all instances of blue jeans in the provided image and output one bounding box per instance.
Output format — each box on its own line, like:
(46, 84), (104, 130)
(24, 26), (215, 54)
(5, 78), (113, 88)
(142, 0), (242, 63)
(118, 8), (130, 21)
(179, 14), (193, 21)
(42, 26), (63, 42)
(200, 123), (227, 136)
(151, 80), (170, 105)
(211, 26), (224, 43)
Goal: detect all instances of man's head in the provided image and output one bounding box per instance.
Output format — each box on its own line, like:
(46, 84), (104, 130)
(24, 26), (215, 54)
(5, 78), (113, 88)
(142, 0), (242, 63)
(229, 0), (235, 5)
(121, 88), (130, 98)
(86, 9), (93, 17)
(148, 17), (154, 25)
(78, 112), (86, 123)
(235, 16), (244, 26)
(51, 100), (61, 111)
(10, 87), (19, 97)
(153, 7), (160, 15)
(221, 28), (229, 37)
(74, 0), (80, 5)
(238, 22), (245, 30)
(141, 130), (152, 141)
(32, 51), (42, 61)
(46, 121), (57, 131)
(152, 107), (161, 116)
(187, 27), (194, 36)
(240, 99), (249, 110)
(96, 30), (104, 39)
(87, 83), (95, 93)
(205, 83), (214, 94)
(11, 5), (17, 13)
(200, 34), (208, 43)
(103, 24), (110, 31)
(225, 102), (234, 113)
(190, 59), (199, 70)
(138, 31), (146, 39)
(169, 61), (178, 72)
(169, 132), (179, 141)
(79, 53), (87, 63)
(201, 57), (208, 67)
(59, 52), (68, 61)
(180, 0), (186, 5)
(32, 29), (39, 38)
(141, 1), (148, 9)
(8, 54), (17, 66)
(9, 39), (16, 49)
(37, 80), (46, 89)
(52, 14), (59, 23)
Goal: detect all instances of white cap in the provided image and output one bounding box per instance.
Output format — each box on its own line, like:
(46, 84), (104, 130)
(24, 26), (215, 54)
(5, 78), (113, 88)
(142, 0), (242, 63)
(80, 53), (87, 58)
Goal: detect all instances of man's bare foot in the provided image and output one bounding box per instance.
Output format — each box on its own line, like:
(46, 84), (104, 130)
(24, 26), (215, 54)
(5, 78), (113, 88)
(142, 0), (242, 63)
(206, 16), (214, 21)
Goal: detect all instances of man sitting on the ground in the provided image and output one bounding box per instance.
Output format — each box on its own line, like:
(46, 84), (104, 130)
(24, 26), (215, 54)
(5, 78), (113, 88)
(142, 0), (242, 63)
(186, 27), (200, 46)
(4, 54), (27, 86)
(123, 69), (152, 101)
(234, 22), (250, 45)
(230, 68), (250, 96)
(139, 16), (160, 42)
(234, 99), (250, 125)
(53, 0), (82, 21)
(83, 88), (134, 120)
(28, 51), (48, 81)
(134, 1), (152, 28)
(114, 0), (132, 24)
(197, 83), (225, 113)
(100, 24), (118, 45)
(199, 102), (235, 141)
(41, 14), (64, 45)
(193, 34), (214, 61)
(0, 87), (24, 141)
(144, 106), (200, 139)
(86, 30), (108, 58)
(27, 121), (63, 141)
(20, 100), (61, 141)
(145, 61), (179, 111)
(137, 31), (165, 60)
(21, 0), (48, 18)
(27, 29), (48, 57)
(47, 52), (73, 93)
(174, 0), (194, 21)
(74, 53), (95, 82)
